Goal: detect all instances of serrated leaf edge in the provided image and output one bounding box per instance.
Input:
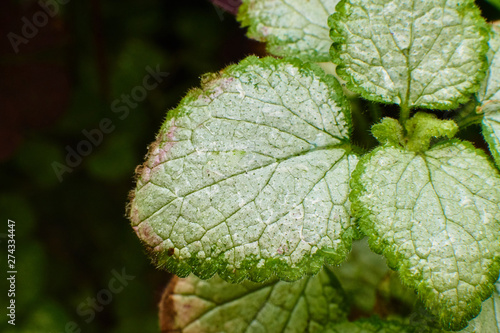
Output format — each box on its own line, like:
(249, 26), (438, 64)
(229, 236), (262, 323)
(349, 140), (500, 330)
(129, 56), (359, 283)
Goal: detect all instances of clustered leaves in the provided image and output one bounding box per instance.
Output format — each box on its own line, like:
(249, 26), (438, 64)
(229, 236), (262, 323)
(160, 267), (348, 332)
(128, 0), (500, 331)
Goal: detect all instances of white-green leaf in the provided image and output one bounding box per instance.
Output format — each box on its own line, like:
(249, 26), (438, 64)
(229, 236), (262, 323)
(238, 0), (340, 62)
(481, 103), (500, 169)
(128, 56), (358, 282)
(160, 268), (347, 333)
(351, 141), (500, 330)
(329, 0), (489, 109)
(476, 23), (500, 169)
(457, 278), (500, 332)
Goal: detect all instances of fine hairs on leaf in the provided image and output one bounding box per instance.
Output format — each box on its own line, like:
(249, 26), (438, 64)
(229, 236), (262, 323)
(477, 23), (500, 169)
(129, 56), (359, 282)
(128, 0), (500, 332)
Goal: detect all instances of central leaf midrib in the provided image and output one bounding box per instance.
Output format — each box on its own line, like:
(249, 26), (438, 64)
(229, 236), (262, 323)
(243, 283), (276, 333)
(252, 152), (348, 255)
(382, 1), (450, 107)
(182, 281), (277, 331)
(222, 75), (347, 142)
(181, 277), (312, 332)
(181, 150), (347, 253)
(415, 152), (488, 243)
(141, 143), (349, 224)
(404, 0), (416, 109)
(422, 157), (461, 286)
(186, 162), (279, 244)
(279, 279), (310, 333)
(424, 153), (499, 205)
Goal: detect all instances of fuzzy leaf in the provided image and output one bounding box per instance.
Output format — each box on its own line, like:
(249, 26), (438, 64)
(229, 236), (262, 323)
(160, 268), (348, 333)
(351, 141), (500, 330)
(481, 104), (500, 169)
(458, 278), (500, 332)
(329, 0), (488, 109)
(404, 113), (458, 152)
(371, 117), (404, 148)
(128, 56), (358, 282)
(371, 113), (458, 152)
(238, 0), (340, 62)
(477, 24), (500, 169)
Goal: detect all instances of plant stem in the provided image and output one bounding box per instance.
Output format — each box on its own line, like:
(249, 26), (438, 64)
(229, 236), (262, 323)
(455, 113), (484, 129)
(454, 100), (483, 129)
(399, 104), (410, 131)
(368, 101), (383, 123)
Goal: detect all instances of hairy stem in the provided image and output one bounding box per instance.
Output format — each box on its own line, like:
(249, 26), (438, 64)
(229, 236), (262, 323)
(399, 104), (411, 131)
(454, 100), (483, 129)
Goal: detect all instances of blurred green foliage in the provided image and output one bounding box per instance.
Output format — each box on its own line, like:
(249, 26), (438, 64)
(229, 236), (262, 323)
(0, 0), (259, 331)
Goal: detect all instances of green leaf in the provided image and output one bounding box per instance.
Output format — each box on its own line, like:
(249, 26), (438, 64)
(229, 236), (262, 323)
(477, 23), (500, 169)
(160, 268), (348, 333)
(331, 239), (391, 313)
(128, 56), (358, 282)
(238, 0), (340, 62)
(481, 104), (500, 169)
(329, 0), (489, 109)
(371, 113), (458, 152)
(408, 303), (443, 333)
(371, 117), (405, 148)
(333, 239), (417, 318)
(405, 113), (458, 152)
(351, 141), (500, 330)
(324, 317), (413, 333)
(457, 278), (500, 332)
(376, 271), (417, 315)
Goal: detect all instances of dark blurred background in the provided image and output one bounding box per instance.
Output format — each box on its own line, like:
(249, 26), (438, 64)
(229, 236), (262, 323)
(0, 0), (499, 332)
(0, 0), (264, 332)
